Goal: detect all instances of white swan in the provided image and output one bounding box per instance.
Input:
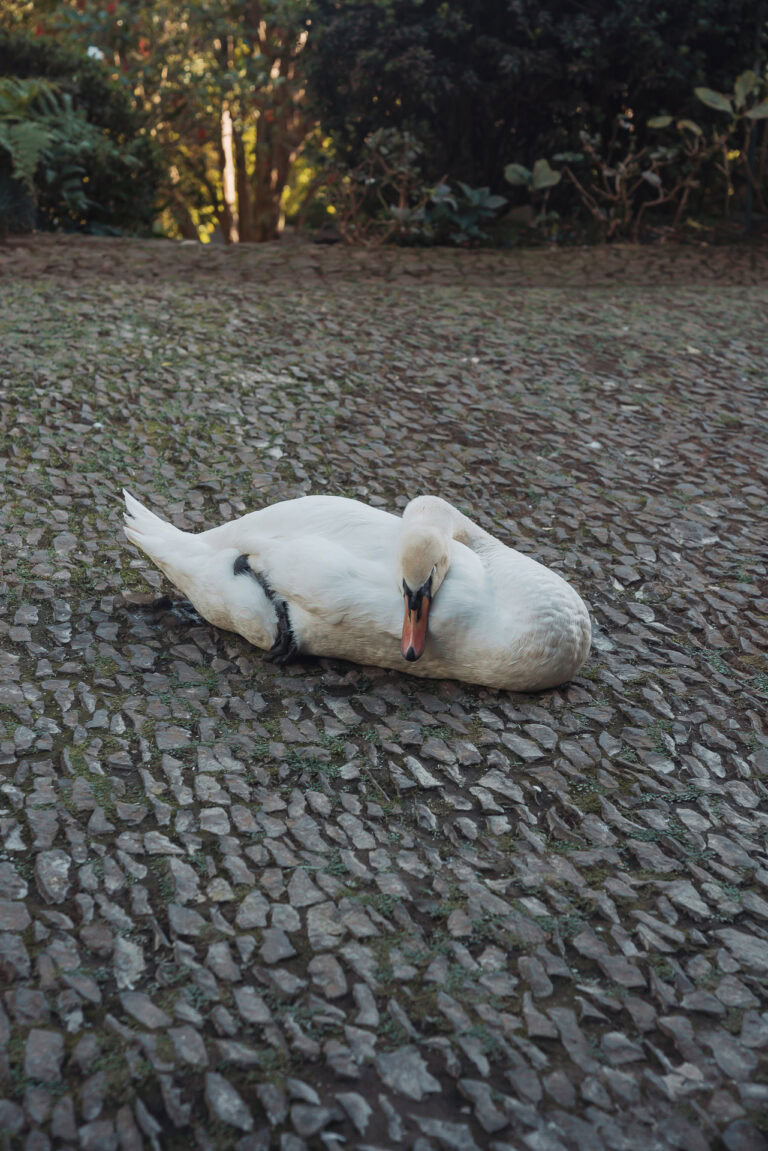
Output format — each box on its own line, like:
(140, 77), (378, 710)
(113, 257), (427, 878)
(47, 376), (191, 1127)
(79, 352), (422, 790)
(122, 491), (591, 691)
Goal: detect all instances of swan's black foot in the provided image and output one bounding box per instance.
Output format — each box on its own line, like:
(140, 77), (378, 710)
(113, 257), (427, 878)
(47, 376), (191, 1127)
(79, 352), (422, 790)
(143, 597), (204, 625)
(264, 599), (300, 665)
(143, 595), (173, 611)
(264, 641), (301, 666)
(168, 599), (205, 624)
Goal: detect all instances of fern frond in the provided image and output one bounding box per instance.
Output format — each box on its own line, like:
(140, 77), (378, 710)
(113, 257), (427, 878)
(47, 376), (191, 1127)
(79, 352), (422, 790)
(0, 76), (61, 120)
(6, 121), (52, 187)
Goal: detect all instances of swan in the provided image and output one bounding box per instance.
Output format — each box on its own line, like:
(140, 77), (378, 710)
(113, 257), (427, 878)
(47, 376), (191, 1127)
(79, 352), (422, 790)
(122, 490), (591, 691)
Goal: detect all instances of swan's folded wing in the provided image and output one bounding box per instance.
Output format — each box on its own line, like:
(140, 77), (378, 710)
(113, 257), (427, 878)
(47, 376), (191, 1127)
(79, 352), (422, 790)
(258, 536), (387, 628)
(202, 495), (398, 561)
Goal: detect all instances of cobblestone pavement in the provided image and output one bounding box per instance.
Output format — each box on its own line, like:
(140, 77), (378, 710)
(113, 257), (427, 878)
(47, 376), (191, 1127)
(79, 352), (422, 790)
(1, 239), (767, 1151)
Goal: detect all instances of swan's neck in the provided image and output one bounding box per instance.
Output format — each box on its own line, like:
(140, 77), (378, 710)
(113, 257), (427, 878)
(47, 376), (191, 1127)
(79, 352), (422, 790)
(401, 496), (490, 548)
(402, 496), (454, 538)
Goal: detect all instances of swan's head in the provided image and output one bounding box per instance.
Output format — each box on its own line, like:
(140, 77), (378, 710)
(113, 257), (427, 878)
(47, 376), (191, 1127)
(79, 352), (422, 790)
(397, 526), (450, 662)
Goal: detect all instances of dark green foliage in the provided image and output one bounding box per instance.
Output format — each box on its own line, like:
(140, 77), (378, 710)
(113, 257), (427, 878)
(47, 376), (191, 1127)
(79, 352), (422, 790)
(309, 0), (524, 188)
(0, 168), (35, 234)
(0, 76), (58, 236)
(309, 0), (764, 194)
(424, 181), (507, 245)
(503, 70), (768, 241)
(0, 29), (162, 233)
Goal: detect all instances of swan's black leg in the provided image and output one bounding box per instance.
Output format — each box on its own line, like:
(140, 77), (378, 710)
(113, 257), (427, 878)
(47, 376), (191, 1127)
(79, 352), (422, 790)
(233, 553), (301, 665)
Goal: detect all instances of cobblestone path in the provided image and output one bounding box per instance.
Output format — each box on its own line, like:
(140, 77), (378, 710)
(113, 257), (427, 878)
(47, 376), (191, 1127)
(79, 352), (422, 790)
(1, 239), (767, 1151)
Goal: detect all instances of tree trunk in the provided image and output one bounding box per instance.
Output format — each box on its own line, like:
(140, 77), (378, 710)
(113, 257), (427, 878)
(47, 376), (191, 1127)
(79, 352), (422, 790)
(252, 194), (283, 242)
(237, 11), (311, 241)
(218, 105), (238, 243)
(169, 187), (200, 240)
(250, 115), (281, 242)
(758, 120), (768, 208)
(248, 103), (307, 241)
(234, 127), (252, 242)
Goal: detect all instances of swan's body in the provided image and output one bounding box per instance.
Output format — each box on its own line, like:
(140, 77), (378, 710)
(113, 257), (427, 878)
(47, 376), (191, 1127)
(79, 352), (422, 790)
(123, 491), (590, 691)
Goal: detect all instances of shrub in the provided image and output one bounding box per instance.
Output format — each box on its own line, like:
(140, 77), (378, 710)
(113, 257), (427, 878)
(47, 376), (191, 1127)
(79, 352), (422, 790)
(0, 29), (162, 234)
(310, 129), (507, 246)
(422, 182), (507, 246)
(0, 76), (59, 236)
(320, 129), (430, 245)
(504, 72), (768, 240)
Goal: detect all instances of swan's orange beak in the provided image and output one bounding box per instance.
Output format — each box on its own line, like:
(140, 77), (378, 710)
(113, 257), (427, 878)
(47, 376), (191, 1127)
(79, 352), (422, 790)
(401, 592), (431, 662)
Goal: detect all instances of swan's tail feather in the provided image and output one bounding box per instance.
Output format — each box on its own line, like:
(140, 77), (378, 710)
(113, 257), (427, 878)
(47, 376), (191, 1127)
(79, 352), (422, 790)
(122, 489), (190, 570)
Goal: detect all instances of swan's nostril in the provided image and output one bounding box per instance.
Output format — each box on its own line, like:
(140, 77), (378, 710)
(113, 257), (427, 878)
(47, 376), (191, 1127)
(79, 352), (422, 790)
(404, 646), (419, 662)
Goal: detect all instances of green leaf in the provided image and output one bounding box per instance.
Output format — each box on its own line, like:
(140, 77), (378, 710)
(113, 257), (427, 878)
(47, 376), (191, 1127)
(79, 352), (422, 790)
(734, 70), (757, 109)
(504, 162), (531, 186)
(531, 159), (561, 190)
(676, 119), (702, 136)
(483, 194), (508, 210)
(694, 87), (733, 115)
(6, 121), (52, 188)
(552, 152), (583, 163)
(648, 115), (673, 129)
(457, 181), (490, 205)
(431, 182), (457, 208)
(746, 101), (768, 120)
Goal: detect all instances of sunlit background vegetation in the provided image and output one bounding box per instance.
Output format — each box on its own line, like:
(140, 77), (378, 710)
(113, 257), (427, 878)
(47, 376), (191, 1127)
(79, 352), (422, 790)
(1, 0), (766, 245)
